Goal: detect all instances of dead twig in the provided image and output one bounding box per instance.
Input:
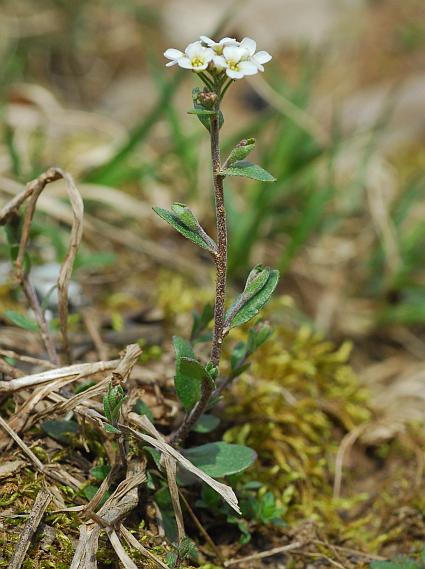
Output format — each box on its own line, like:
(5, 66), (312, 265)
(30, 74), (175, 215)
(224, 541), (304, 567)
(1, 167), (84, 365)
(7, 488), (52, 569)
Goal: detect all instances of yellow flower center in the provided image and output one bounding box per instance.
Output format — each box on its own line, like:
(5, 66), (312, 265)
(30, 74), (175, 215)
(228, 60), (239, 71)
(191, 57), (204, 68)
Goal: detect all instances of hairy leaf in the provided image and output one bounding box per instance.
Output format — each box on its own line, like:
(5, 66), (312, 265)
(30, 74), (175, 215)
(222, 160), (276, 182)
(153, 207), (215, 252)
(227, 269), (280, 329)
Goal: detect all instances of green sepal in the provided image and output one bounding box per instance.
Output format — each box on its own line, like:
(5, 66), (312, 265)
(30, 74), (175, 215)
(221, 160), (276, 182)
(226, 138), (256, 166)
(153, 206), (216, 252)
(226, 268), (280, 329)
(192, 87), (224, 132)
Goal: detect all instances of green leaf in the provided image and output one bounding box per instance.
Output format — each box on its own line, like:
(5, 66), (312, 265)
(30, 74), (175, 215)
(371, 560), (421, 569)
(41, 420), (78, 445)
(187, 109), (218, 116)
(244, 265), (271, 298)
(82, 485), (110, 507)
(170, 202), (200, 230)
(4, 310), (39, 332)
(173, 336), (202, 411)
(191, 302), (214, 341)
(90, 465), (111, 481)
(104, 423), (121, 434)
(226, 138), (256, 166)
(222, 160), (276, 182)
(183, 442), (257, 477)
(134, 399), (154, 422)
(227, 269), (279, 329)
(153, 207), (215, 252)
(192, 414), (220, 433)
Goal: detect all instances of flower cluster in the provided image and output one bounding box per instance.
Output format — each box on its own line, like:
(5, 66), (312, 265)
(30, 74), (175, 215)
(164, 36), (272, 80)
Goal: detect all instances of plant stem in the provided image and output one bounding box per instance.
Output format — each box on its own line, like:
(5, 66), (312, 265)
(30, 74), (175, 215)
(170, 108), (227, 446)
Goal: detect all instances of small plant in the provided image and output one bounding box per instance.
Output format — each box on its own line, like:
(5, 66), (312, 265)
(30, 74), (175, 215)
(158, 35), (279, 449)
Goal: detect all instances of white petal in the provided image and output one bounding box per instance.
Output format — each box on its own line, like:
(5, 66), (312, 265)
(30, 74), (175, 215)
(200, 35), (215, 46)
(213, 55), (227, 70)
(240, 37), (256, 56)
(178, 57), (194, 69)
(185, 41), (203, 57)
(223, 46), (243, 63)
(219, 37), (238, 46)
(164, 48), (183, 60)
(226, 68), (244, 80)
(165, 60), (179, 67)
(238, 60), (259, 76)
(254, 51), (272, 65)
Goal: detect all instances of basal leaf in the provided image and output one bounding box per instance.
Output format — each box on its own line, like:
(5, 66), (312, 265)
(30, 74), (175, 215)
(173, 336), (202, 411)
(222, 160), (276, 182)
(41, 420), (78, 444)
(227, 269), (280, 329)
(183, 442), (257, 478)
(192, 414), (220, 433)
(152, 207), (215, 252)
(4, 310), (39, 332)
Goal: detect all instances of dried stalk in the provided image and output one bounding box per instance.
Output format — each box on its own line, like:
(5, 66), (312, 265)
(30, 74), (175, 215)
(1, 167), (84, 365)
(7, 489), (52, 569)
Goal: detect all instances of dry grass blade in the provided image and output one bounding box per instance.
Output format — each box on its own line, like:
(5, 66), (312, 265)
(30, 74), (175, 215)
(0, 415), (45, 472)
(224, 541), (305, 567)
(124, 413), (241, 514)
(71, 460), (145, 569)
(7, 488), (52, 569)
(0, 359), (119, 393)
(106, 528), (138, 569)
(163, 454), (185, 543)
(56, 170), (84, 364)
(120, 525), (169, 569)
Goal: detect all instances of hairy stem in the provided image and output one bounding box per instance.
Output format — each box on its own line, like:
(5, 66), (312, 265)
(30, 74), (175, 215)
(170, 110), (227, 446)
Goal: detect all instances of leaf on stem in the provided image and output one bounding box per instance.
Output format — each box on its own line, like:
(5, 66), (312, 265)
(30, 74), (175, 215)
(153, 206), (216, 253)
(226, 268), (280, 329)
(221, 160), (276, 182)
(4, 310), (39, 331)
(225, 138), (256, 166)
(173, 337), (203, 410)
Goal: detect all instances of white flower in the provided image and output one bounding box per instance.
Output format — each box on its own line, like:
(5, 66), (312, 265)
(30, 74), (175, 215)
(222, 46), (259, 79)
(200, 35), (239, 55)
(240, 37), (272, 71)
(164, 41), (214, 71)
